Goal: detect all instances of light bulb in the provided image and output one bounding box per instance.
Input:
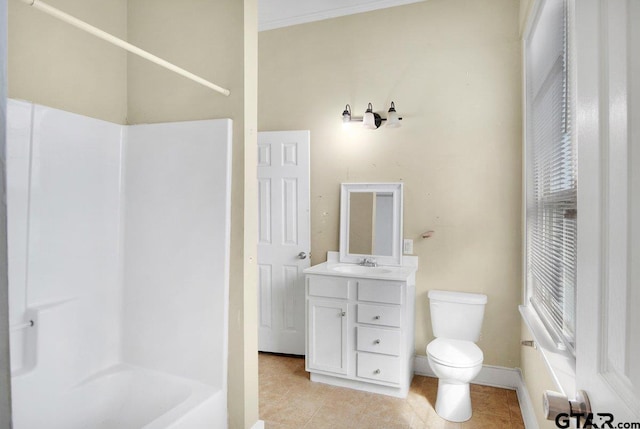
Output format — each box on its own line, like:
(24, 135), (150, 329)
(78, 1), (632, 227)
(363, 103), (376, 129)
(386, 102), (401, 128)
(342, 104), (351, 123)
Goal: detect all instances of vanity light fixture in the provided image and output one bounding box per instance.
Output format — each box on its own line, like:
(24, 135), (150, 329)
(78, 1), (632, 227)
(341, 102), (403, 129)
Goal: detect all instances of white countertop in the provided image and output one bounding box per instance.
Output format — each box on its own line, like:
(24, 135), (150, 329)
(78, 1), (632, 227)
(303, 252), (418, 281)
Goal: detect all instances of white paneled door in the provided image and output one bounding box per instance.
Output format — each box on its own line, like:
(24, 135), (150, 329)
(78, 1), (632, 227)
(575, 0), (640, 425)
(257, 131), (310, 355)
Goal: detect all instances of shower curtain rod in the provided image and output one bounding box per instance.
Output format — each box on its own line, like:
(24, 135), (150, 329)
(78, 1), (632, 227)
(16, 0), (231, 97)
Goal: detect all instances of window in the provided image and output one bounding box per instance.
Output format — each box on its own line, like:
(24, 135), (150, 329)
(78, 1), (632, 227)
(525, 0), (576, 353)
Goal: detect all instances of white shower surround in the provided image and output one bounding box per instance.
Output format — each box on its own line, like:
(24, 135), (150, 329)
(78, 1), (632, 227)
(7, 99), (232, 428)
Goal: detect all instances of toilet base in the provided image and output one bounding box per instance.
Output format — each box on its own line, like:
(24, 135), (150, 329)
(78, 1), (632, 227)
(434, 380), (472, 422)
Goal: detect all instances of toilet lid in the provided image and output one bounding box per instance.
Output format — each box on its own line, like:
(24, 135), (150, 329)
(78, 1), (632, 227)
(427, 338), (483, 368)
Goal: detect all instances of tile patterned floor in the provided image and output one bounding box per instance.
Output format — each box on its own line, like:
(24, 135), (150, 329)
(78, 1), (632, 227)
(259, 353), (525, 429)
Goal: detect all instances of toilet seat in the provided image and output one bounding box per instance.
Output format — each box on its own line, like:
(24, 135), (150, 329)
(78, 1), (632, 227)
(427, 338), (483, 368)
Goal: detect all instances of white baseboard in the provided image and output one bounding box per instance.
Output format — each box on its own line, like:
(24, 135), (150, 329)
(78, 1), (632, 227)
(251, 420), (265, 429)
(414, 355), (539, 429)
(515, 376), (539, 429)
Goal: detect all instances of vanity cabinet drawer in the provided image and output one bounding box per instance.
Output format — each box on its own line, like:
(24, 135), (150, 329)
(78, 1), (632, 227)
(357, 303), (401, 328)
(307, 276), (349, 299)
(357, 326), (401, 356)
(357, 353), (401, 384)
(357, 280), (402, 304)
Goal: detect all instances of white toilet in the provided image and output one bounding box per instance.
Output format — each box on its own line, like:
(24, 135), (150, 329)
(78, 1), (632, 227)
(426, 290), (487, 422)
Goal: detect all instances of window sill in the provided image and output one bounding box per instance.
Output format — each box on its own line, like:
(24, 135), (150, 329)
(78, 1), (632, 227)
(519, 305), (576, 395)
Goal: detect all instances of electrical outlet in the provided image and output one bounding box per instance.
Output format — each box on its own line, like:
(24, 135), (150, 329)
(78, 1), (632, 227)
(403, 239), (413, 254)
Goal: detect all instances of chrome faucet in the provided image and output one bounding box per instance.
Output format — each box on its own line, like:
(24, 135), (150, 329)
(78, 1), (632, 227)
(359, 257), (378, 267)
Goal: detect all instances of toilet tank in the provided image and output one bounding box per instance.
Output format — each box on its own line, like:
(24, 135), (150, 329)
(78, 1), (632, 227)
(429, 290), (487, 342)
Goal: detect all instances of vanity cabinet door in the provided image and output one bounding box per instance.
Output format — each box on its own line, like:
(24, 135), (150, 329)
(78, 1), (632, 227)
(307, 298), (348, 375)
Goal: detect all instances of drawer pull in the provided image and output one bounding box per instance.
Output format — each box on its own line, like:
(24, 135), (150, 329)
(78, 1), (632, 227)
(374, 339), (381, 345)
(374, 369), (381, 374)
(357, 304), (401, 327)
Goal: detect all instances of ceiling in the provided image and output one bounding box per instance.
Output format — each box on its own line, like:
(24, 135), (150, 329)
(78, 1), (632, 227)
(258, 0), (425, 31)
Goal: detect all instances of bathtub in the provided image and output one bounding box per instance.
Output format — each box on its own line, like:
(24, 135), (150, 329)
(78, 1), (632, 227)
(11, 364), (225, 429)
(8, 102), (231, 429)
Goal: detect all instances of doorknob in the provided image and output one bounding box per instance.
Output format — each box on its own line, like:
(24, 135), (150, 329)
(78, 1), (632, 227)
(297, 252), (307, 259)
(543, 390), (591, 421)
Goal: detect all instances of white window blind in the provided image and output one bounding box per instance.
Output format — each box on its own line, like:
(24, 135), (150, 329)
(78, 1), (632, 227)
(525, 0), (576, 352)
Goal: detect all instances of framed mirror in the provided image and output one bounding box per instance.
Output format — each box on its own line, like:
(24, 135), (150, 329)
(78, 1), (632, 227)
(339, 183), (403, 266)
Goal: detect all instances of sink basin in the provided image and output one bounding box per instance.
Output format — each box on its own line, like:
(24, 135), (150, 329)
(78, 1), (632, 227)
(330, 265), (392, 275)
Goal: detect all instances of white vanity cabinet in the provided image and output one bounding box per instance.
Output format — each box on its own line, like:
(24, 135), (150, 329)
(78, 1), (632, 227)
(306, 275), (350, 376)
(304, 256), (417, 398)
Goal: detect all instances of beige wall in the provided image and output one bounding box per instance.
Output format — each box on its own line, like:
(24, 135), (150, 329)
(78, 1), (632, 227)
(127, 0), (241, 125)
(8, 1), (259, 427)
(8, 0), (128, 124)
(259, 0), (523, 368)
